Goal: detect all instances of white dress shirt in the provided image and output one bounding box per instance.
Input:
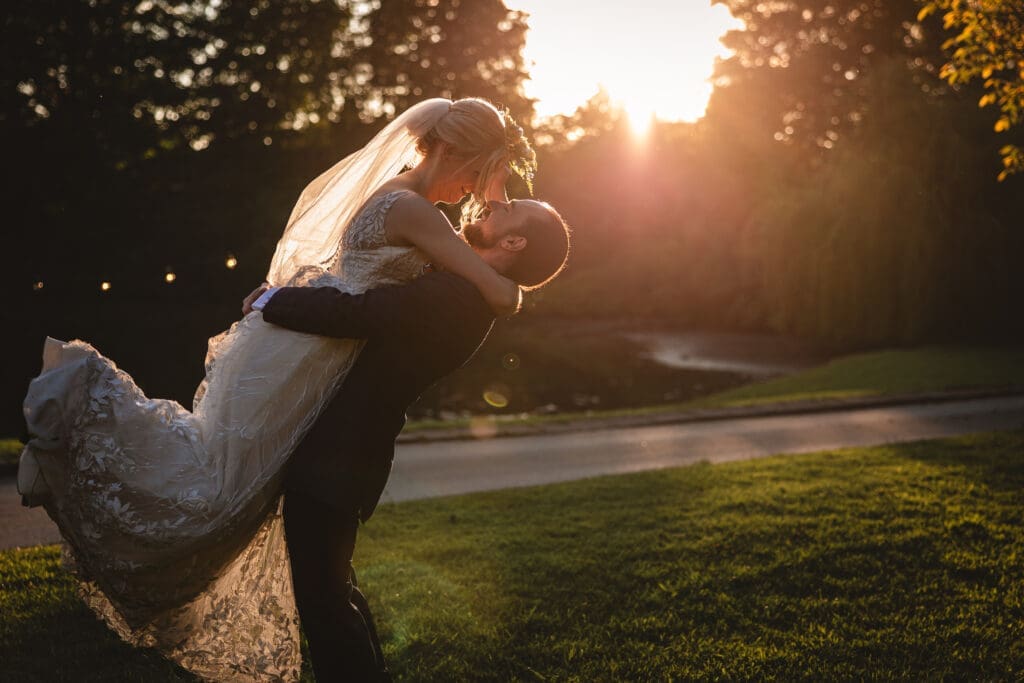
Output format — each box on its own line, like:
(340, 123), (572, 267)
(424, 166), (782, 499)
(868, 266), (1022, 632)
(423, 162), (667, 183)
(251, 287), (280, 312)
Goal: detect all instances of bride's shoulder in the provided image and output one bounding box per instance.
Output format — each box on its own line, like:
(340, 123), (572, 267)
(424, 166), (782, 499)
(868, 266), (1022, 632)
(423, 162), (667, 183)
(384, 190), (453, 246)
(385, 188), (435, 214)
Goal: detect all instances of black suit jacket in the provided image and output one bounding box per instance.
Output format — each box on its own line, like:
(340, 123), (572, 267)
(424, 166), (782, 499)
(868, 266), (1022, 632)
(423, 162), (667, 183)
(262, 271), (495, 521)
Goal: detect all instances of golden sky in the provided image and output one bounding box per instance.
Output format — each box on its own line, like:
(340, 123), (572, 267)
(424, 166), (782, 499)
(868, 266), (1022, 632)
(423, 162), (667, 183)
(506, 1), (742, 128)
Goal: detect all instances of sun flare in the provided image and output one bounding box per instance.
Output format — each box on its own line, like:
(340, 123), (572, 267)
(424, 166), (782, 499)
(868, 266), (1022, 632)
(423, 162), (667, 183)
(624, 103), (655, 138)
(508, 1), (742, 126)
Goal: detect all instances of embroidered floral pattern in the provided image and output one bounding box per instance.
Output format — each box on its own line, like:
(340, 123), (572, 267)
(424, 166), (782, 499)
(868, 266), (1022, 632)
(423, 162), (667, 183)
(22, 192), (428, 681)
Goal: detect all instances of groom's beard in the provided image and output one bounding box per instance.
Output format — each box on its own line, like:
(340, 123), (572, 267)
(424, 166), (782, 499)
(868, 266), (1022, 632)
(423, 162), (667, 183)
(462, 222), (495, 248)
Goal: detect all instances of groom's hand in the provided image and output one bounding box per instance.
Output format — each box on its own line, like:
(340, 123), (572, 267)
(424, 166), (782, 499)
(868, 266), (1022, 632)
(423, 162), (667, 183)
(242, 283), (270, 315)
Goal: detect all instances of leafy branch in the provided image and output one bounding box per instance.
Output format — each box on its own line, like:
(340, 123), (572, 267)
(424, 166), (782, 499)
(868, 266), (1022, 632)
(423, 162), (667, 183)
(920, 0), (1024, 180)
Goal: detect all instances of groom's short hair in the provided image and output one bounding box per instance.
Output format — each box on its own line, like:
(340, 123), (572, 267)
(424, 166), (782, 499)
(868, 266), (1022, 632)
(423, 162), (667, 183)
(507, 203), (570, 290)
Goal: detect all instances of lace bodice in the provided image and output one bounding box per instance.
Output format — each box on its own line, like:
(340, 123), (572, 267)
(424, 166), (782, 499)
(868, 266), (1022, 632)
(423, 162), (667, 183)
(287, 190), (429, 294)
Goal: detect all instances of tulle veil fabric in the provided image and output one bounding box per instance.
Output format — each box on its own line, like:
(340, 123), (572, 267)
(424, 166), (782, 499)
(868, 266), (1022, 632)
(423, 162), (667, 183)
(268, 98), (451, 285)
(21, 99), (454, 681)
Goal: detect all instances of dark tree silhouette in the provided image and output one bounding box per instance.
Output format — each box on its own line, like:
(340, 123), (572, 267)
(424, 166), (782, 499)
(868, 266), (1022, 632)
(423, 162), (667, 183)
(1, 0), (532, 166)
(358, 0), (533, 122)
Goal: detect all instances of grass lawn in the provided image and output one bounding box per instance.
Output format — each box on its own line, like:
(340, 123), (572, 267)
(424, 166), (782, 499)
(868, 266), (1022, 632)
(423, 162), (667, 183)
(404, 344), (1024, 433)
(688, 345), (1024, 409)
(0, 439), (22, 470)
(3, 430), (1023, 680)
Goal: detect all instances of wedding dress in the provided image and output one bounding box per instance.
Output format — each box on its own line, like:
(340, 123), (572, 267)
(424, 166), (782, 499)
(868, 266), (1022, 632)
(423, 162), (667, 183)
(20, 188), (430, 681)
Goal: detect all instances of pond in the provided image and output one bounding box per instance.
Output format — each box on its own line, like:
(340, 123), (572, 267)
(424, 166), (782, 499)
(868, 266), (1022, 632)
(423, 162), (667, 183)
(409, 316), (831, 421)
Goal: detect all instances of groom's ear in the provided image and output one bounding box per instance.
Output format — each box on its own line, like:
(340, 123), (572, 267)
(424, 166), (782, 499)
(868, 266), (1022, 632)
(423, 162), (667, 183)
(499, 234), (527, 253)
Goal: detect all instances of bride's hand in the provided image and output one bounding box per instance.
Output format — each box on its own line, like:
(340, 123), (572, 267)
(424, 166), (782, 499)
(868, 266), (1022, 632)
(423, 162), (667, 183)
(490, 274), (522, 317)
(386, 192), (522, 317)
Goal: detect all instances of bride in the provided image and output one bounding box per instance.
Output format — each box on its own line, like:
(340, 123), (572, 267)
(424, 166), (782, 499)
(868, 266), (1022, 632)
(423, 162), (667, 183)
(18, 97), (536, 681)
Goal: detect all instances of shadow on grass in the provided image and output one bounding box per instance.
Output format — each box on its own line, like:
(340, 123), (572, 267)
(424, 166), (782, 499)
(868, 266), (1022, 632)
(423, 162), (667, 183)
(0, 547), (197, 682)
(887, 429), (1024, 492)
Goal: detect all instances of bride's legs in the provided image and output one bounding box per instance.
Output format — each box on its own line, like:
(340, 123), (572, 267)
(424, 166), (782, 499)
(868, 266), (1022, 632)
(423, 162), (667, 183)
(282, 494), (390, 682)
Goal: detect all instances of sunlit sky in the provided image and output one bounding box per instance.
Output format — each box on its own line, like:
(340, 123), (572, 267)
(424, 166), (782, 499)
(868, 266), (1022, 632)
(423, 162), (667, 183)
(506, 1), (743, 130)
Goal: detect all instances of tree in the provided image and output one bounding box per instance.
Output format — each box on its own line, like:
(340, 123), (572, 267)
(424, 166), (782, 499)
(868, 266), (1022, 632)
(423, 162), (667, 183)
(918, 0), (1024, 180)
(1, 0), (532, 167)
(358, 0), (533, 123)
(711, 0), (944, 158)
(0, 0), (362, 165)
(532, 87), (625, 150)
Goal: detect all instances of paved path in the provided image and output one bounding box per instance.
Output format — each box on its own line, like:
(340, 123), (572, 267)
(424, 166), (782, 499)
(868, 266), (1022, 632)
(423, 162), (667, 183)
(4, 395), (1024, 550)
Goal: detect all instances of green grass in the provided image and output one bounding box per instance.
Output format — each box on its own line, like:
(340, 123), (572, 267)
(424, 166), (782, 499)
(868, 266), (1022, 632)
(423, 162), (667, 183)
(0, 439), (23, 469)
(688, 345), (1024, 409)
(405, 345), (1024, 433)
(3, 431), (1024, 680)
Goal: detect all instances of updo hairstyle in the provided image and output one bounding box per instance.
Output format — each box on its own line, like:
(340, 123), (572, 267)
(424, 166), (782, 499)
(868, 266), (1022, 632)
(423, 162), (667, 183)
(414, 98), (537, 224)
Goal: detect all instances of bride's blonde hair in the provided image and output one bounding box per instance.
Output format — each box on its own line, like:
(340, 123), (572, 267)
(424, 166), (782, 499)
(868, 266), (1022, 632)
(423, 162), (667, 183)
(414, 97), (536, 225)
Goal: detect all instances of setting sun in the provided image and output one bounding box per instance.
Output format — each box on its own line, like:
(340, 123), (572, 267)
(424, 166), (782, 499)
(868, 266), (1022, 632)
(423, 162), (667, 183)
(508, 1), (742, 129)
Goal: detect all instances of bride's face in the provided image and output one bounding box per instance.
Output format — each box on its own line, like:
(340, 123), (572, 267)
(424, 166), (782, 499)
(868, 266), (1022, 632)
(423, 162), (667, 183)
(435, 148), (487, 204)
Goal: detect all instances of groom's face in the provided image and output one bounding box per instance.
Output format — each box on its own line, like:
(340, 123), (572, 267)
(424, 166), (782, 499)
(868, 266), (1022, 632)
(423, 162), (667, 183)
(463, 199), (547, 248)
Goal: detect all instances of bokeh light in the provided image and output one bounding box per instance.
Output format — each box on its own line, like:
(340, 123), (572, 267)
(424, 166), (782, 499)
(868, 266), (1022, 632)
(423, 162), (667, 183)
(483, 387), (510, 408)
(100, 281), (112, 292)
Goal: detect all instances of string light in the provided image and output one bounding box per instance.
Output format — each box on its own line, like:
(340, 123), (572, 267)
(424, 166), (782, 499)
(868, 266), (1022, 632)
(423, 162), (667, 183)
(29, 250), (242, 291)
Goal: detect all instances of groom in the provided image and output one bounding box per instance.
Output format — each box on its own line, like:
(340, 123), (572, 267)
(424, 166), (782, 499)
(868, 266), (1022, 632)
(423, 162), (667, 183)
(243, 198), (570, 681)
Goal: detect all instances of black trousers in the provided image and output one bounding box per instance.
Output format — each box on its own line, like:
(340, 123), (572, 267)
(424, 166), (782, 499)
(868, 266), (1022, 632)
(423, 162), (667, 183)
(282, 494), (390, 682)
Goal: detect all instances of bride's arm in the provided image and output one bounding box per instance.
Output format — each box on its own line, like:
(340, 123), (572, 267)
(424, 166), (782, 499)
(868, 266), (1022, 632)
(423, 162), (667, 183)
(386, 195), (520, 315)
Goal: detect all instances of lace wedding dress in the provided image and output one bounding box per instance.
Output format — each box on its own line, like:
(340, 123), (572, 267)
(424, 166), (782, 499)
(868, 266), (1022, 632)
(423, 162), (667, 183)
(21, 189), (428, 681)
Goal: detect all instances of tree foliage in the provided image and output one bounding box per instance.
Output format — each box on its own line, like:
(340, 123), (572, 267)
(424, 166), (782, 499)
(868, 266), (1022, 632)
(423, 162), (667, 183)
(711, 0), (942, 154)
(532, 0), (1021, 349)
(360, 0), (532, 122)
(919, 0), (1024, 180)
(0, 0), (532, 166)
(1, 0), (357, 164)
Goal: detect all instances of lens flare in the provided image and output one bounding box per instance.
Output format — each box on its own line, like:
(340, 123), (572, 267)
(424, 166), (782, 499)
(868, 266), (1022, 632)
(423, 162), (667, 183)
(483, 390), (509, 409)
